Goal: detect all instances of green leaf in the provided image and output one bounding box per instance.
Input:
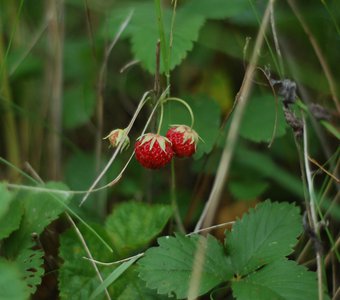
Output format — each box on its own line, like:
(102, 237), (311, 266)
(105, 201), (172, 254)
(62, 85), (96, 129)
(228, 179), (269, 200)
(3, 182), (72, 256)
(181, 0), (249, 20)
(232, 260), (319, 300)
(226, 200), (302, 275)
(138, 234), (233, 299)
(0, 259), (30, 300)
(90, 255), (140, 300)
(238, 94), (287, 143)
(0, 193), (23, 240)
(0, 183), (13, 219)
(130, 3), (205, 73)
(111, 266), (172, 300)
(16, 249), (44, 295)
(58, 224), (114, 300)
(161, 95), (221, 159)
(105, 2), (205, 74)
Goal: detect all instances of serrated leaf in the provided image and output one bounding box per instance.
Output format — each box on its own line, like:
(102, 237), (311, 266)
(0, 194), (23, 240)
(105, 201), (172, 254)
(226, 200), (302, 275)
(232, 260), (319, 300)
(16, 248), (44, 295)
(130, 3), (205, 73)
(111, 266), (173, 300)
(0, 183), (13, 219)
(105, 2), (205, 74)
(58, 224), (115, 300)
(161, 95), (221, 159)
(0, 259), (30, 300)
(3, 182), (72, 256)
(138, 234), (233, 299)
(181, 0), (249, 20)
(238, 94), (287, 143)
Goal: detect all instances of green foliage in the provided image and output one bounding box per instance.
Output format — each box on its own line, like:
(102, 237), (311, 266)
(16, 248), (44, 295)
(232, 260), (319, 300)
(238, 94), (287, 143)
(0, 184), (13, 219)
(138, 233), (233, 299)
(0, 191), (23, 240)
(1, 182), (71, 295)
(58, 225), (114, 300)
(226, 200), (302, 275)
(228, 178), (269, 200)
(181, 0), (249, 20)
(3, 182), (71, 255)
(90, 255), (140, 300)
(59, 201), (173, 298)
(137, 201), (316, 299)
(105, 201), (173, 254)
(0, 259), (30, 300)
(62, 85), (96, 129)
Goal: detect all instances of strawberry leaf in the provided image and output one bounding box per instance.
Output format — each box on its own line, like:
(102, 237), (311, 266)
(58, 225), (115, 300)
(225, 200), (302, 276)
(105, 201), (172, 254)
(232, 260), (320, 300)
(138, 233), (233, 299)
(16, 249), (44, 295)
(0, 259), (30, 300)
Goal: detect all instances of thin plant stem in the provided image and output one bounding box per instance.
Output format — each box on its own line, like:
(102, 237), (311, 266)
(157, 103), (164, 134)
(83, 221), (235, 267)
(66, 213), (111, 300)
(195, 0), (275, 232)
(154, 0), (170, 92)
(170, 160), (186, 233)
(46, 0), (64, 179)
(189, 1), (275, 298)
(269, 3), (285, 76)
(0, 24), (20, 180)
(164, 97), (195, 128)
(80, 90), (152, 206)
(287, 0), (340, 113)
(95, 9), (133, 173)
(302, 115), (324, 300)
(169, 0), (177, 71)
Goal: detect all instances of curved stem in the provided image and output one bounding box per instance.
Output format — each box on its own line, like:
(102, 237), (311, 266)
(164, 97), (195, 128)
(157, 103), (164, 134)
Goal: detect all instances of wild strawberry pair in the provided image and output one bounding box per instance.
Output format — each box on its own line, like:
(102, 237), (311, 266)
(135, 125), (199, 169)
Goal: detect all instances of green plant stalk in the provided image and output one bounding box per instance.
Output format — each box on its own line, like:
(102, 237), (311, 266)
(302, 115), (325, 300)
(0, 30), (20, 180)
(165, 97), (195, 128)
(248, 0), (284, 78)
(154, 0), (170, 91)
(170, 160), (185, 233)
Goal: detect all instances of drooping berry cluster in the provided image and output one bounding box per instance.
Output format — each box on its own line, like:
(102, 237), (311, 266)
(134, 125), (200, 169)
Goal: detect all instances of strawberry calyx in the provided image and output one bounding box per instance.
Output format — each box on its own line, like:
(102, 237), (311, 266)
(169, 125), (200, 147)
(103, 128), (130, 152)
(136, 133), (172, 153)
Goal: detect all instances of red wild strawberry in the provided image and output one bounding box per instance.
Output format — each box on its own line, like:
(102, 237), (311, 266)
(134, 133), (174, 169)
(166, 125), (199, 158)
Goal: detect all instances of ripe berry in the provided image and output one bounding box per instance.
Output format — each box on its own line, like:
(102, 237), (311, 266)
(166, 125), (199, 158)
(134, 133), (174, 169)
